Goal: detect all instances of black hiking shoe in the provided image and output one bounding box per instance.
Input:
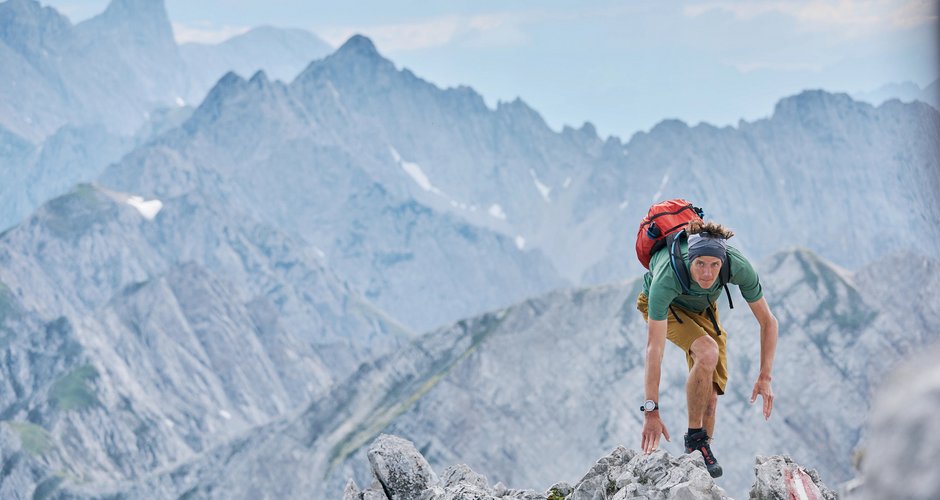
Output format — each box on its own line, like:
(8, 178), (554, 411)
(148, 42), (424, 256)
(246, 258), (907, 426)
(684, 430), (722, 478)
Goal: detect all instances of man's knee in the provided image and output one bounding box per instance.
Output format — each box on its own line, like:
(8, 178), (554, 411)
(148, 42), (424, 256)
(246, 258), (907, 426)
(691, 336), (719, 370)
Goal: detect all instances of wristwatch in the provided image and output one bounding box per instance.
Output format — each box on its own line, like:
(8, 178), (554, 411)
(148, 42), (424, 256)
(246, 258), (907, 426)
(640, 400), (659, 413)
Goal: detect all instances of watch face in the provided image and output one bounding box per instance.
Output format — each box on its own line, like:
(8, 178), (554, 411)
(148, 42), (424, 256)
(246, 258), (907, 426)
(643, 400), (656, 411)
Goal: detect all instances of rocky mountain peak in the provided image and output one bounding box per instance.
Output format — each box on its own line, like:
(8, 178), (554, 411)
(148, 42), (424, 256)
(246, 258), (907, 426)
(770, 89), (868, 126)
(648, 117), (692, 136)
(181, 67), (294, 147)
(185, 71), (251, 128)
(77, 0), (176, 52)
(0, 0), (73, 56)
(335, 33), (380, 59)
(562, 121), (602, 148)
(346, 434), (837, 500)
(248, 69), (270, 87)
(293, 34), (398, 91)
(495, 97), (552, 132)
(96, 0), (171, 29)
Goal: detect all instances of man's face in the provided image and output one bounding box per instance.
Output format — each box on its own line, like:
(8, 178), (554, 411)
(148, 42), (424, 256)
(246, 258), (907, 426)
(690, 256), (723, 289)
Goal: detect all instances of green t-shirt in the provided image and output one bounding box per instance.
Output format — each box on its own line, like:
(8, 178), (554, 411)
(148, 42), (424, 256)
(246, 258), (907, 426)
(641, 240), (763, 321)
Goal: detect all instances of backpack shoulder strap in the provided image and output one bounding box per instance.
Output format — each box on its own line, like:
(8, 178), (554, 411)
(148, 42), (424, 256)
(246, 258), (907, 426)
(720, 255), (734, 309)
(667, 230), (692, 295)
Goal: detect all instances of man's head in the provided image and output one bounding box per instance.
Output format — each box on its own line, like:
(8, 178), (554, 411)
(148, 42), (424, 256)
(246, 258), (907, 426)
(688, 233), (727, 289)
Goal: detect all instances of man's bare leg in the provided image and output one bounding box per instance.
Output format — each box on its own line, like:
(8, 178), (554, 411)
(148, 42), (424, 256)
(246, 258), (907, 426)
(687, 335), (719, 430)
(703, 385), (719, 438)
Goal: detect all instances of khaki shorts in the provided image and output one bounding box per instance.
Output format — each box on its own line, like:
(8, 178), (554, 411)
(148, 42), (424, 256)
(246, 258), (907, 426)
(636, 293), (728, 395)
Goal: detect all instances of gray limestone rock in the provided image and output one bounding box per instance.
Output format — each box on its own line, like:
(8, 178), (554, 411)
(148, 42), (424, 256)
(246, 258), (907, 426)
(623, 450), (725, 499)
(441, 463), (488, 490)
(368, 434), (439, 500)
(857, 342), (940, 500)
(749, 455), (836, 500)
(351, 436), (745, 500)
(422, 483), (494, 500)
(569, 445), (635, 499)
(548, 482), (574, 498)
(343, 478), (361, 500)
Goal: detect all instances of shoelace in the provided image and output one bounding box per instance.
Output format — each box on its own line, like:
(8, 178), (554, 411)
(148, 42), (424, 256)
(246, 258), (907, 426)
(697, 444), (717, 465)
(687, 438), (718, 465)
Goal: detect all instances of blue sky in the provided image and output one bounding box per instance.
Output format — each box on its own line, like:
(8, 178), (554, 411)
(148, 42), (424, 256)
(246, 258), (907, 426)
(43, 0), (939, 140)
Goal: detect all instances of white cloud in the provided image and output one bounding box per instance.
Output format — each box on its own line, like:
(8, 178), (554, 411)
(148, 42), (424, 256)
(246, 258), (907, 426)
(460, 13), (530, 48)
(684, 0), (936, 36)
(172, 21), (251, 45)
(681, 0), (936, 76)
(317, 12), (532, 52)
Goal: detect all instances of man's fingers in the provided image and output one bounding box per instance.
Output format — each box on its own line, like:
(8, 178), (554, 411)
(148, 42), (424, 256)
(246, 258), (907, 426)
(642, 431), (660, 454)
(764, 394), (774, 420)
(662, 426), (671, 442)
(750, 385), (758, 404)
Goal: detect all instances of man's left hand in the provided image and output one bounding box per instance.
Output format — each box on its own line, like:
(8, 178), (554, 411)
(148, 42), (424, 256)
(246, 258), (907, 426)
(750, 376), (774, 420)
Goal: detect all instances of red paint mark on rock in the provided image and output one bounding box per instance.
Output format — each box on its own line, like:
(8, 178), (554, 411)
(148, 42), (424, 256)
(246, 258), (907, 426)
(785, 466), (822, 500)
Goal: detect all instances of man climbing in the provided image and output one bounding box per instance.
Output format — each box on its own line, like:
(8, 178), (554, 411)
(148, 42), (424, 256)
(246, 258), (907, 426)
(636, 218), (778, 478)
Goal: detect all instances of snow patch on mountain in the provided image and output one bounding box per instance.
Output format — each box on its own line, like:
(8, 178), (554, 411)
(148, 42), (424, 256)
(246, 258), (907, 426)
(529, 169), (551, 202)
(392, 148), (441, 195)
(449, 200), (476, 211)
(489, 204), (507, 220)
(125, 195), (163, 220)
(389, 147), (487, 214)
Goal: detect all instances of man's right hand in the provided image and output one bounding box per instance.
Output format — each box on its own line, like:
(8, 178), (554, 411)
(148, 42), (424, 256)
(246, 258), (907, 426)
(641, 412), (670, 454)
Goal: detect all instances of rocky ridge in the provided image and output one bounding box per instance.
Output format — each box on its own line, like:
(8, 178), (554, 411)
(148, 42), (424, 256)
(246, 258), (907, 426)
(0, 184), (411, 497)
(345, 434), (836, 500)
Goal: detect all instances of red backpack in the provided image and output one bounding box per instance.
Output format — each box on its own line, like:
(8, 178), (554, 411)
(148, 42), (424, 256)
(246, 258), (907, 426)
(635, 199), (704, 269)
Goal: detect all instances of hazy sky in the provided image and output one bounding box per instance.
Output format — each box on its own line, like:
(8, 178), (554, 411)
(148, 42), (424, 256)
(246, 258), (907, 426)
(42, 0), (939, 140)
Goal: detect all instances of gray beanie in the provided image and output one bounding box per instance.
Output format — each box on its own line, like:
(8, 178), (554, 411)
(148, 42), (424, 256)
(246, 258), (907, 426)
(688, 233), (727, 262)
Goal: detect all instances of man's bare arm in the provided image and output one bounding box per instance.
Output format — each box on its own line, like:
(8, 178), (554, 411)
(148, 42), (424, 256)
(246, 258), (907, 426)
(641, 319), (670, 452)
(644, 319), (667, 402)
(746, 297), (778, 419)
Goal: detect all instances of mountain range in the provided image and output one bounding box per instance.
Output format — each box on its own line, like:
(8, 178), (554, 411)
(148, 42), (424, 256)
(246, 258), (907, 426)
(0, 0), (331, 231)
(0, 0), (332, 142)
(90, 32), (940, 329)
(852, 79), (940, 110)
(0, 0), (938, 499)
